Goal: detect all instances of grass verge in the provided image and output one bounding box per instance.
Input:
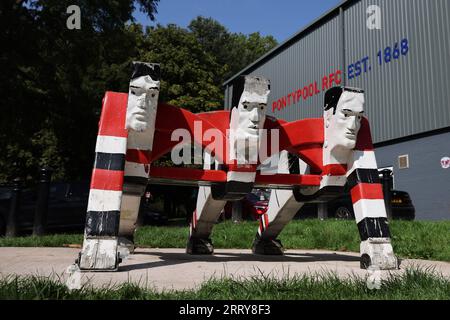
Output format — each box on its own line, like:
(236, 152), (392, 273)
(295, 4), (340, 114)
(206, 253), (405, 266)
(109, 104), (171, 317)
(0, 220), (449, 261)
(137, 220), (450, 262)
(0, 267), (449, 300)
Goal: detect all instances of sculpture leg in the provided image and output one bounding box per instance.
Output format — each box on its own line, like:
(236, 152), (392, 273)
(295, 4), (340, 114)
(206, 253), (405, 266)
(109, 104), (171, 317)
(187, 185), (226, 254)
(348, 152), (399, 270)
(78, 92), (128, 271)
(117, 159), (150, 255)
(117, 177), (147, 255)
(252, 189), (304, 255)
(253, 151), (305, 255)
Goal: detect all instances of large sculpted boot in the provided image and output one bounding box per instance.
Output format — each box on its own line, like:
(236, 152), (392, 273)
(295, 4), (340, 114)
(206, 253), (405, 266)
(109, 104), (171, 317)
(252, 235), (284, 255)
(186, 237), (214, 255)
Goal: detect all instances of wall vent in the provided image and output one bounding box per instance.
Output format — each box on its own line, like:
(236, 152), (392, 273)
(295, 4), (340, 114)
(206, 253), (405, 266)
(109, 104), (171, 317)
(398, 155), (409, 169)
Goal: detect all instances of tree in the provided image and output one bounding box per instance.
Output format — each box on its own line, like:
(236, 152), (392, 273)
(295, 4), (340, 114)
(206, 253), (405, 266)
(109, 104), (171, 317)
(188, 16), (278, 81)
(139, 24), (224, 114)
(0, 7), (277, 184)
(137, 18), (278, 121)
(0, 0), (159, 183)
(188, 16), (232, 83)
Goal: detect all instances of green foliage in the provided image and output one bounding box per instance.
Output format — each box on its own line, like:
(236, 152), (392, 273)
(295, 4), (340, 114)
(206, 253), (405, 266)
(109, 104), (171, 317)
(0, 4), (277, 184)
(0, 0), (159, 183)
(139, 18), (278, 114)
(188, 17), (278, 81)
(139, 24), (224, 113)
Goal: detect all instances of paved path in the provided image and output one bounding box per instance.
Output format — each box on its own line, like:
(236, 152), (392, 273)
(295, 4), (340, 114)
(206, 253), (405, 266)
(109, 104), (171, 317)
(1, 247), (449, 291)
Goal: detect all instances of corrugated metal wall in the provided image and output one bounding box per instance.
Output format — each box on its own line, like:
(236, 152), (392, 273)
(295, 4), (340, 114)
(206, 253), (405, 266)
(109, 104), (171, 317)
(345, 0), (450, 142)
(247, 12), (342, 121)
(225, 0), (450, 143)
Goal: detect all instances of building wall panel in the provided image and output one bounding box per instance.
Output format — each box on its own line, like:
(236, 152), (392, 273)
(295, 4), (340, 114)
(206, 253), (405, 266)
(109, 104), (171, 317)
(245, 14), (342, 121)
(345, 0), (450, 142)
(376, 131), (450, 220)
(225, 0), (450, 143)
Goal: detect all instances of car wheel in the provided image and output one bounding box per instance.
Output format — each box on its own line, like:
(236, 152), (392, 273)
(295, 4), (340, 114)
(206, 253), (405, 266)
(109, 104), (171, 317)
(334, 206), (353, 220)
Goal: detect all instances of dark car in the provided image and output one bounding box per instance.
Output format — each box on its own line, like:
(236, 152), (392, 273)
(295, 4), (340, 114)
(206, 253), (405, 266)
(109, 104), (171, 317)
(0, 181), (90, 235)
(327, 189), (415, 220)
(245, 189), (270, 219)
(298, 189), (415, 220)
(223, 189), (270, 221)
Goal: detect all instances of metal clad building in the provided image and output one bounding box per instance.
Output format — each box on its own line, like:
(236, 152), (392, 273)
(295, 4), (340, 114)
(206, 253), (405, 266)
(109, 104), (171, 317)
(224, 0), (450, 220)
(345, 0), (450, 141)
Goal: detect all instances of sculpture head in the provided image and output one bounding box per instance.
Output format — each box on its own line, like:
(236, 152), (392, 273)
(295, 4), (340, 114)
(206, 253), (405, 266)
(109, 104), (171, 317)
(231, 76), (271, 139)
(324, 86), (365, 150)
(228, 76), (270, 164)
(126, 62), (161, 132)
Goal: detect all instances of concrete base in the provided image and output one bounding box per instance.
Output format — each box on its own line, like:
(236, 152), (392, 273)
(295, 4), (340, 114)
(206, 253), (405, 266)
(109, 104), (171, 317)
(78, 238), (120, 271)
(360, 238), (399, 270)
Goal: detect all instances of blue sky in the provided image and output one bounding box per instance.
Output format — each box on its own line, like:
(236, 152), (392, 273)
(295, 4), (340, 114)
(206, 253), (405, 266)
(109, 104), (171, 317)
(134, 0), (342, 42)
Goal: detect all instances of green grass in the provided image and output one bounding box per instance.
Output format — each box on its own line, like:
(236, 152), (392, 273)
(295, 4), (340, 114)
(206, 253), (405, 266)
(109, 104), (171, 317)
(1, 220), (449, 261)
(135, 220), (450, 262)
(0, 233), (83, 247)
(0, 267), (449, 300)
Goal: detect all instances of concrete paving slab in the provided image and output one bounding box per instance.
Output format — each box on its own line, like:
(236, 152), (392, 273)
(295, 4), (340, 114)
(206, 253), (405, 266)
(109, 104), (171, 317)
(0, 247), (449, 291)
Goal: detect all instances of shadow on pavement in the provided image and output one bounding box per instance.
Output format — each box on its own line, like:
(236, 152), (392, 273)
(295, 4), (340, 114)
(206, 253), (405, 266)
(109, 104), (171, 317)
(119, 250), (360, 272)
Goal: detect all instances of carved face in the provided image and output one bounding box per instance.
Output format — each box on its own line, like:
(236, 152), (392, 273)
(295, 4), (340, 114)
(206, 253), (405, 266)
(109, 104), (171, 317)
(126, 75), (160, 132)
(326, 91), (364, 150)
(236, 90), (268, 138)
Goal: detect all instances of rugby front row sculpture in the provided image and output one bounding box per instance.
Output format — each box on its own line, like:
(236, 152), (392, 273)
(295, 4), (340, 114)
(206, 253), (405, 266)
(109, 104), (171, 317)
(76, 61), (399, 271)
